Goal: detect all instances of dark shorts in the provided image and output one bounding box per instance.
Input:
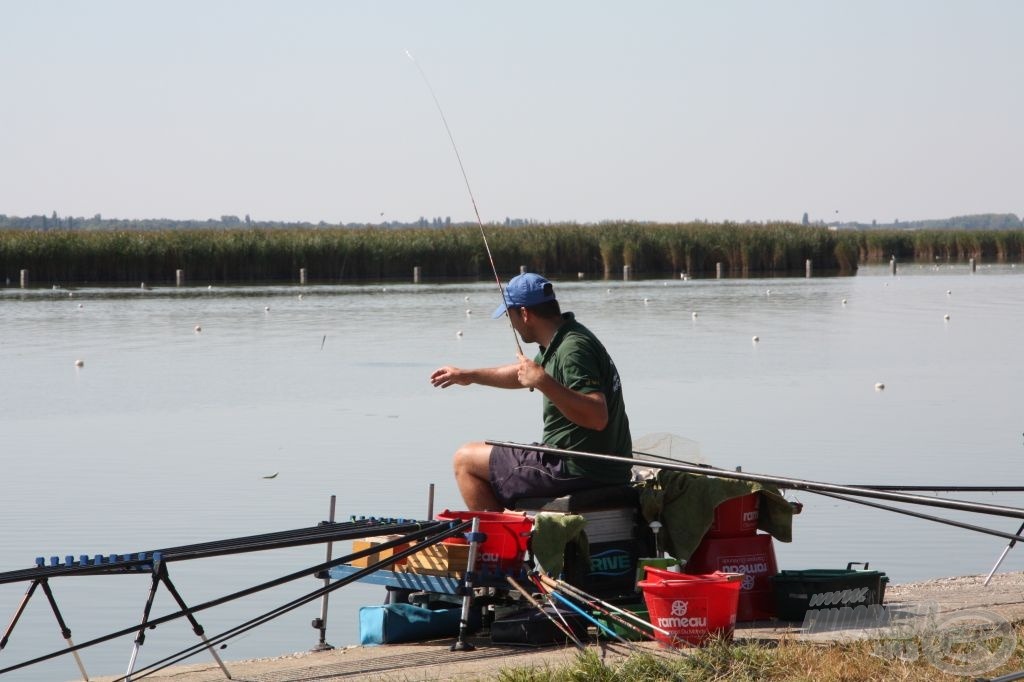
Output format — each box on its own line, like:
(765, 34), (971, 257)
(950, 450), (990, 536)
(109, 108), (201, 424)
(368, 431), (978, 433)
(489, 444), (597, 509)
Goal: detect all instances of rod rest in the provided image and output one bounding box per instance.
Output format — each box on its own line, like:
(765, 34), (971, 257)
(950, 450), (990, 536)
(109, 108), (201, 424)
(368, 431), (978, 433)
(512, 485), (639, 513)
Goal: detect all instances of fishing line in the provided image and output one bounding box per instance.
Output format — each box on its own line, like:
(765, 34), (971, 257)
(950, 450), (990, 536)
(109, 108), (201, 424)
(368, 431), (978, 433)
(405, 50), (525, 359)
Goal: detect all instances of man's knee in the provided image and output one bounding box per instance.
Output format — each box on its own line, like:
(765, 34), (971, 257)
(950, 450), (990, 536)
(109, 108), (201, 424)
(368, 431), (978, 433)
(453, 442), (491, 477)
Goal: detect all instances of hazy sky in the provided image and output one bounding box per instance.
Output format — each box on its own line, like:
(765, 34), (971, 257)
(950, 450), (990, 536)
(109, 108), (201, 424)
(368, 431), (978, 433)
(1, 1), (1021, 225)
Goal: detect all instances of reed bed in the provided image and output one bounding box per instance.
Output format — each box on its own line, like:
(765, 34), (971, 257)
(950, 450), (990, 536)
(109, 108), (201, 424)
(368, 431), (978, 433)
(1, 223), (1019, 286)
(0, 222), (859, 285)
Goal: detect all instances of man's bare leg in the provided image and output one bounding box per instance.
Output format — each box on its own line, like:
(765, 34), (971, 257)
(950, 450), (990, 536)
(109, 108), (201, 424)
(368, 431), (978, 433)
(453, 442), (502, 511)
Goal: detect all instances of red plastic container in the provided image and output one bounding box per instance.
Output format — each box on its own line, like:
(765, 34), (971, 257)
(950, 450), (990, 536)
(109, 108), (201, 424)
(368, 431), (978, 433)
(436, 510), (533, 572)
(638, 569), (742, 646)
(685, 533), (778, 621)
(707, 493), (760, 538)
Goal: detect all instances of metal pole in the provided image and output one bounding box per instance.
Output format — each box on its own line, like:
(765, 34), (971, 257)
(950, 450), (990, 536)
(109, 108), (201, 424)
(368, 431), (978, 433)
(984, 520), (1024, 586)
(313, 495), (336, 651)
(451, 517), (479, 652)
(427, 483), (435, 521)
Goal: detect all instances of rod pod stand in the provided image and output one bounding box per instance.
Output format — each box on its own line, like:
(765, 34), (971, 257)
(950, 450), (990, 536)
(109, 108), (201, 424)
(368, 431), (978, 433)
(451, 517), (480, 652)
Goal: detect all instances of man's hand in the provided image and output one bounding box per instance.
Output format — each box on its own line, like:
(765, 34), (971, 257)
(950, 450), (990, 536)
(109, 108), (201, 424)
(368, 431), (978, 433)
(430, 366), (470, 388)
(516, 354), (546, 389)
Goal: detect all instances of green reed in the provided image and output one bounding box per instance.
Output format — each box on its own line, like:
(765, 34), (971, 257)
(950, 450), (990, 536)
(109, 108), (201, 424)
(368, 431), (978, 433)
(2, 223), (1016, 286)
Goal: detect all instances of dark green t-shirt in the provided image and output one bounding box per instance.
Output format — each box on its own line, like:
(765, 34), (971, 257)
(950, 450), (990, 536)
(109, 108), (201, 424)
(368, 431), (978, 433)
(536, 312), (633, 483)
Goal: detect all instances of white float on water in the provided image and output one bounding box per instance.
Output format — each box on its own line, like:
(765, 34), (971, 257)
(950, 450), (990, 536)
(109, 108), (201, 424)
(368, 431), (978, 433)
(456, 330), (463, 337)
(752, 335), (760, 343)
(195, 325), (202, 333)
(875, 382), (885, 391)
(944, 314), (950, 321)
(74, 359), (84, 368)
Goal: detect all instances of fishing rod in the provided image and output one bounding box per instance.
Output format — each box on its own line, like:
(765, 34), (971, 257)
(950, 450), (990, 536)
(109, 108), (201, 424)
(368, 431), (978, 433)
(405, 50), (526, 360)
(534, 573), (660, 643)
(632, 449), (1024, 494)
(505, 576), (586, 650)
(489, 441), (1024, 520)
(809, 489), (1024, 544)
(849, 486), (1024, 493)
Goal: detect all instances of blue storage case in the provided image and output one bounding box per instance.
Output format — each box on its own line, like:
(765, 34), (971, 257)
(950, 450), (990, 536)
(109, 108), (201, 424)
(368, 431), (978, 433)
(359, 602), (466, 645)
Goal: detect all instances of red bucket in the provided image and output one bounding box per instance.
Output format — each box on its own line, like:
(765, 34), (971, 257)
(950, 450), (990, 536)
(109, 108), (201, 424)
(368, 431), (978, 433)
(436, 510), (533, 572)
(707, 493), (760, 538)
(638, 568), (742, 646)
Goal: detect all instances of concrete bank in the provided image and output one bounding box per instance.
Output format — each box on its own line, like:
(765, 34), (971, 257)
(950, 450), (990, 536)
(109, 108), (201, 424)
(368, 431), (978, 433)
(88, 572), (1024, 682)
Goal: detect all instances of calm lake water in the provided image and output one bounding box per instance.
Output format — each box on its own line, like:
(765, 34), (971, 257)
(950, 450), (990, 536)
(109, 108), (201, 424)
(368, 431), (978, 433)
(2, 263), (1022, 680)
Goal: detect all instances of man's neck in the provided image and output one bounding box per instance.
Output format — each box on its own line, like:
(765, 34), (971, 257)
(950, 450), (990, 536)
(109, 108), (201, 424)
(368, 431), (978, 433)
(535, 315), (567, 349)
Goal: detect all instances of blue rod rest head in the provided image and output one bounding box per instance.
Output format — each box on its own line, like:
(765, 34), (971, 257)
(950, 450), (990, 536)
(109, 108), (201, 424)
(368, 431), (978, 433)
(94, 554), (105, 565)
(464, 531), (487, 544)
(65, 556), (74, 567)
(50, 557), (59, 567)
(35, 557), (45, 568)
(137, 552), (147, 562)
(79, 555), (90, 565)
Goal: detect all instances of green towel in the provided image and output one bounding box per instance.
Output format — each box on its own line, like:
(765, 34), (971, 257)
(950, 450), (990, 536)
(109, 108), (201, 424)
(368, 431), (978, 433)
(531, 512), (588, 576)
(639, 470), (794, 561)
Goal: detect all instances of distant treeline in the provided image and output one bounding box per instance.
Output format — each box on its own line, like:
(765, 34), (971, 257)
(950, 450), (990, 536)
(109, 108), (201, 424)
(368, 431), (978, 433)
(3, 211), (1020, 233)
(838, 212), (1023, 231)
(2, 222), (1022, 285)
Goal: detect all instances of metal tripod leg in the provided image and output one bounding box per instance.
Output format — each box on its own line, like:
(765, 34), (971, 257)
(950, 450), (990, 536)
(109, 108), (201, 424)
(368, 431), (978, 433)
(0, 579), (39, 651)
(39, 580), (90, 681)
(1, 579), (89, 681)
(159, 571), (232, 679)
(125, 570), (162, 682)
(984, 520), (1024, 586)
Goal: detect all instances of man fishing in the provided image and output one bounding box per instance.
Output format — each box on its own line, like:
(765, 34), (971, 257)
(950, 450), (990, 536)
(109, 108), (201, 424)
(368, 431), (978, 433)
(430, 273), (633, 511)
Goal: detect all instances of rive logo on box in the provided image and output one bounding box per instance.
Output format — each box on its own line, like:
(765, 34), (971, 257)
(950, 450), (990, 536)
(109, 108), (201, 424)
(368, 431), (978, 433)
(589, 548), (632, 577)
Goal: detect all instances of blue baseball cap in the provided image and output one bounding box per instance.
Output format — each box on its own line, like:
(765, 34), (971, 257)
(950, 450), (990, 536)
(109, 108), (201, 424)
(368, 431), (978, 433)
(491, 273), (557, 318)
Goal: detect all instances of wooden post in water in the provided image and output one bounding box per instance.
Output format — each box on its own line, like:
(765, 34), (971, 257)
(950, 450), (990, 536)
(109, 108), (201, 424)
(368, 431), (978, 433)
(890, 257), (897, 276)
(805, 259), (812, 278)
(19, 269), (28, 288)
(299, 268), (307, 285)
(176, 269), (185, 287)
(716, 262), (723, 279)
(970, 258), (976, 273)
(623, 265), (631, 280)
(413, 266), (421, 283)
